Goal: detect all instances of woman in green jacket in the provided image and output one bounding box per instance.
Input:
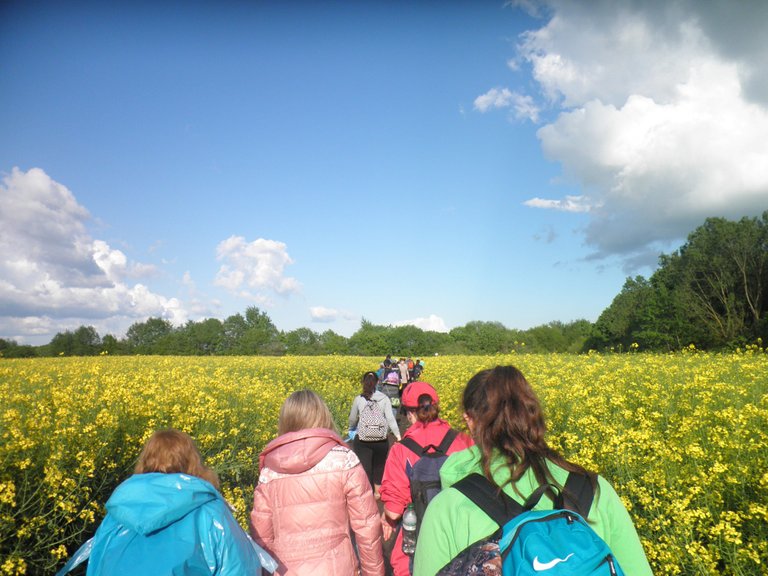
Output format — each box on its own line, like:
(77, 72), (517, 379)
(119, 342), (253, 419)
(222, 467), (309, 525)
(413, 365), (652, 576)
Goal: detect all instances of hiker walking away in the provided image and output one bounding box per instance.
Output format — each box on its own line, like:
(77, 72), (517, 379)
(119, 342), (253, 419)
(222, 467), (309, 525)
(410, 359), (423, 382)
(398, 358), (409, 387)
(349, 371), (401, 497)
(376, 363), (386, 385)
(56, 429), (269, 576)
(412, 366), (652, 576)
(379, 382), (473, 576)
(251, 389), (384, 576)
(381, 370), (402, 408)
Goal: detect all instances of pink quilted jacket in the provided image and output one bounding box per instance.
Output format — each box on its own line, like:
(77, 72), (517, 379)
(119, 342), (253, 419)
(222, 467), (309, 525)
(250, 428), (384, 576)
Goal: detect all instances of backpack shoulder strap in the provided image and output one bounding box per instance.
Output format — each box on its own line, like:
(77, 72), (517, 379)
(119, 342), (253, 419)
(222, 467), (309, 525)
(522, 473), (594, 513)
(522, 483), (559, 510)
(400, 437), (424, 456)
(563, 472), (595, 518)
(435, 428), (459, 454)
(451, 473), (524, 528)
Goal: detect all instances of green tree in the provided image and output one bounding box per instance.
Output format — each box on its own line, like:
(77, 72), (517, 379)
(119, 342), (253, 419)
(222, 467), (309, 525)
(348, 319), (389, 356)
(318, 330), (349, 355)
(525, 320), (591, 353)
(589, 212), (768, 351)
(449, 321), (515, 354)
(418, 330), (452, 356)
(0, 338), (12, 353)
(282, 327), (321, 355)
(72, 325), (101, 355)
(0, 338), (37, 358)
(242, 307), (281, 354)
(49, 330), (75, 356)
(101, 334), (120, 355)
(387, 325), (428, 356)
(124, 317), (174, 354)
(177, 318), (225, 355)
(586, 277), (657, 351)
(673, 214), (768, 346)
(221, 313), (248, 354)
(646, 255), (698, 348)
(559, 319), (593, 352)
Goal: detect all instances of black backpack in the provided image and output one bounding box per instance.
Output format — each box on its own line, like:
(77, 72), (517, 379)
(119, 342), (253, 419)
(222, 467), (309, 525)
(399, 428), (458, 536)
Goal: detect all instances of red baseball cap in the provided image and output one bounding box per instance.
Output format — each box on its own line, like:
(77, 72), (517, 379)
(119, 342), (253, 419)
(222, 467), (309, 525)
(401, 381), (439, 409)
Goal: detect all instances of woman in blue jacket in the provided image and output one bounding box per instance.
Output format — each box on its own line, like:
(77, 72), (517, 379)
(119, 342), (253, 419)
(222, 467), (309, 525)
(57, 429), (269, 576)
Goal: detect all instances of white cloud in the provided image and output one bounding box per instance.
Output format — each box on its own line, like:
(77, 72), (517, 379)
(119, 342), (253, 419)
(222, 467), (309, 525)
(310, 306), (357, 323)
(474, 88), (540, 122)
(496, 1), (768, 266)
(474, 87), (515, 112)
(0, 315), (56, 341)
(524, 195), (592, 213)
(510, 93), (540, 122)
(92, 239), (128, 282)
(0, 167), (189, 342)
(394, 314), (449, 333)
(310, 306), (339, 322)
(214, 236), (300, 301)
(518, 3), (705, 109)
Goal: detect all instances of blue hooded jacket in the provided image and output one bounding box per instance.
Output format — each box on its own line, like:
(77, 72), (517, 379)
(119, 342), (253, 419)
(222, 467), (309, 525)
(65, 473), (265, 576)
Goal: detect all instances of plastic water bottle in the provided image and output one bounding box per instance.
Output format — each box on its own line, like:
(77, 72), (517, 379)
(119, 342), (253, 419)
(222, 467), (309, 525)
(401, 504), (417, 555)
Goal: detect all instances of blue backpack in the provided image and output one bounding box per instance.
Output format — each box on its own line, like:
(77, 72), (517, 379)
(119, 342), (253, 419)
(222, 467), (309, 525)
(437, 472), (624, 576)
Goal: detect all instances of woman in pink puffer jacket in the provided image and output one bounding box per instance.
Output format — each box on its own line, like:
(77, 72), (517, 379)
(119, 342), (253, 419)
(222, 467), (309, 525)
(250, 389), (385, 576)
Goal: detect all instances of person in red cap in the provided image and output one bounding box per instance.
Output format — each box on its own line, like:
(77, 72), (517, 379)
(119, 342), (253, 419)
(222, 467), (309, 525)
(379, 381), (473, 576)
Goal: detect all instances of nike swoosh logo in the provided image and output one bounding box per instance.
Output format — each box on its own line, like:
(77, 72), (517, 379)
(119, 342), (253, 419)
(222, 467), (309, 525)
(532, 553), (574, 571)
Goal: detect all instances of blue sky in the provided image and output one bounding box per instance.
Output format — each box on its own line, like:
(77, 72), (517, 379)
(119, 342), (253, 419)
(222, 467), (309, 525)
(2, 0), (768, 345)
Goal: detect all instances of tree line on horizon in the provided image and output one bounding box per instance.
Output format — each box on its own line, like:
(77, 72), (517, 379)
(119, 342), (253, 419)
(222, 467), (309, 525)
(2, 212), (767, 358)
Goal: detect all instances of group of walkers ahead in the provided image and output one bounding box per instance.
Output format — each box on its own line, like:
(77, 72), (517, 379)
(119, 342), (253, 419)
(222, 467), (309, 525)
(57, 364), (653, 576)
(378, 355), (424, 387)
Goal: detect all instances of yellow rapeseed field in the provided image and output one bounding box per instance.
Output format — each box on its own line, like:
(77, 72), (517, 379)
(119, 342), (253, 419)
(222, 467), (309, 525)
(1, 352), (767, 575)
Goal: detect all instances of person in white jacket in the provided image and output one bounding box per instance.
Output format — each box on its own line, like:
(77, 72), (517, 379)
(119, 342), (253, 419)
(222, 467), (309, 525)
(349, 371), (401, 497)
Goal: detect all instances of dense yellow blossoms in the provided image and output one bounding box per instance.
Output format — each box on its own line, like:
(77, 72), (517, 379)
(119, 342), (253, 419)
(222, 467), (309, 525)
(1, 353), (767, 575)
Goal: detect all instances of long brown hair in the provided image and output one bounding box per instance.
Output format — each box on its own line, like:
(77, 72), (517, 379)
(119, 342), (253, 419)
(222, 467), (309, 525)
(135, 429), (219, 489)
(463, 366), (591, 492)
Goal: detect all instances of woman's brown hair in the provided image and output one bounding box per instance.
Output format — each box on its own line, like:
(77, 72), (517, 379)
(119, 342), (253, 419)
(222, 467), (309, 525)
(410, 393), (439, 424)
(135, 429), (219, 489)
(463, 366), (592, 494)
(361, 371), (378, 400)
